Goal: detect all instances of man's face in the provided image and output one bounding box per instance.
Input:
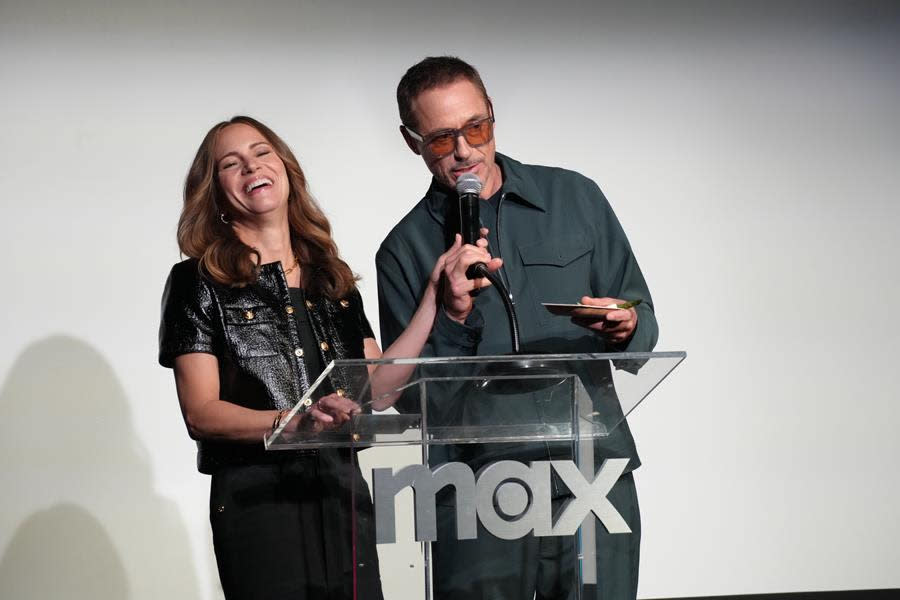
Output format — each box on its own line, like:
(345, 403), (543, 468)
(404, 78), (502, 198)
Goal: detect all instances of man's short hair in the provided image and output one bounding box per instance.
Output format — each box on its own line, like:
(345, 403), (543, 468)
(397, 56), (490, 130)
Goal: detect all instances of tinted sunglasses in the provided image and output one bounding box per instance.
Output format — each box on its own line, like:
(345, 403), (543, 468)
(405, 116), (495, 158)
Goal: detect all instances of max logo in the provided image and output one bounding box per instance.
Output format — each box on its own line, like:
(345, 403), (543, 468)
(372, 458), (630, 544)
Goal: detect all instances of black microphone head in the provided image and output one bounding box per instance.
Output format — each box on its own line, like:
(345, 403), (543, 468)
(455, 173), (483, 197)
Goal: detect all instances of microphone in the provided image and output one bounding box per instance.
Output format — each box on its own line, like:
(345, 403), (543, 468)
(455, 173), (482, 246)
(454, 173), (521, 354)
(455, 173), (488, 279)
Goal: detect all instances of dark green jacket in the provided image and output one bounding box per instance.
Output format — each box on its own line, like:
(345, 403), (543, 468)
(376, 153), (658, 470)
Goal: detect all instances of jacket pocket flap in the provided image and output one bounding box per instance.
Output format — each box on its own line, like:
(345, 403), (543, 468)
(223, 304), (278, 325)
(518, 235), (591, 267)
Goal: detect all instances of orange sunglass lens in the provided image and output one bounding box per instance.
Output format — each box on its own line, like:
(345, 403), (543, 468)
(464, 121), (492, 144)
(425, 120), (492, 156)
(427, 135), (456, 155)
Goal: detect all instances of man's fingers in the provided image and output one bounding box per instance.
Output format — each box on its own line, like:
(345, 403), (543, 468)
(580, 296), (620, 307)
(572, 316), (630, 332)
(447, 248), (498, 277)
(571, 308), (607, 320)
(448, 277), (481, 298)
(603, 309), (633, 323)
(570, 296), (637, 344)
(473, 277), (494, 290)
(572, 317), (605, 330)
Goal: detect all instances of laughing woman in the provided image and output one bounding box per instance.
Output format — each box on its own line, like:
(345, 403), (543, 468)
(158, 116), (491, 600)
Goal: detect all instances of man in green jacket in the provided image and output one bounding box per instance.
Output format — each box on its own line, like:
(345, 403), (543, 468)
(376, 56), (658, 600)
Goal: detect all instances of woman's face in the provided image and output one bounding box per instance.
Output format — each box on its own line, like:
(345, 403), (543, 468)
(213, 123), (290, 221)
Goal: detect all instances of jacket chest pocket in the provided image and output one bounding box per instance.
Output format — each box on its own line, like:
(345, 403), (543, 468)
(223, 305), (281, 358)
(517, 235), (593, 305)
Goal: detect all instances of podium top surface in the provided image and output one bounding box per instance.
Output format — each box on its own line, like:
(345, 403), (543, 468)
(265, 351), (685, 450)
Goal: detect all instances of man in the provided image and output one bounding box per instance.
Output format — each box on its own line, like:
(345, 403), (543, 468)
(376, 56), (658, 600)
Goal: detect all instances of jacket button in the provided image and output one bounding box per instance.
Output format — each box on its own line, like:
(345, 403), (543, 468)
(216, 505), (225, 513)
(286, 305), (295, 315)
(336, 388), (346, 397)
(294, 348), (304, 357)
(339, 299), (350, 308)
(243, 310), (255, 320)
(305, 300), (314, 309)
(320, 341), (330, 352)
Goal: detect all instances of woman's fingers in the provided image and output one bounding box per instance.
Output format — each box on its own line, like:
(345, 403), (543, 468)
(313, 394), (360, 426)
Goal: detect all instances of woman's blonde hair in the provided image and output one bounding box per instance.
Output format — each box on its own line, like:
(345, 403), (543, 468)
(178, 115), (357, 297)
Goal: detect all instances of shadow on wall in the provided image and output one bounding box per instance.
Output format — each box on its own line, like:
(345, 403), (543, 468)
(0, 336), (201, 600)
(0, 504), (129, 598)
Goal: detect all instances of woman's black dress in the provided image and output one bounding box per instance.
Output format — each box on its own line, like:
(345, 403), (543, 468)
(208, 287), (383, 600)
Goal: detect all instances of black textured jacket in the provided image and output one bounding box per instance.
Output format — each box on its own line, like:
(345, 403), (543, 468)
(159, 258), (374, 473)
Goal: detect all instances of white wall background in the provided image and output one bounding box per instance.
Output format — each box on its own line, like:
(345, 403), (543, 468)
(1, 1), (898, 598)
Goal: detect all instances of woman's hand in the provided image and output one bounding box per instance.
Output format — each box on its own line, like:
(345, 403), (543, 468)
(366, 230), (501, 410)
(296, 393), (361, 433)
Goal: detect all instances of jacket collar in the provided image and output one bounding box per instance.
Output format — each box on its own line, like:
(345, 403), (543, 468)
(424, 153), (547, 226)
(252, 262), (290, 304)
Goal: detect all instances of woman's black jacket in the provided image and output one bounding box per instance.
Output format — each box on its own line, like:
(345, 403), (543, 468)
(159, 258), (373, 473)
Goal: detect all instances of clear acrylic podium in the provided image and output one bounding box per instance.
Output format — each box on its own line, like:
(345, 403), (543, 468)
(265, 352), (685, 600)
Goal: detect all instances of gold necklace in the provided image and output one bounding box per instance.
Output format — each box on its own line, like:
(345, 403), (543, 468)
(283, 255), (300, 276)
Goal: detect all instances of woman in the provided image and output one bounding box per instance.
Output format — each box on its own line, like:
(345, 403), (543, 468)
(158, 116), (492, 599)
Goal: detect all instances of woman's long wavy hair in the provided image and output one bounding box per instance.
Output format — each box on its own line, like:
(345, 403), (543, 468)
(178, 116), (357, 298)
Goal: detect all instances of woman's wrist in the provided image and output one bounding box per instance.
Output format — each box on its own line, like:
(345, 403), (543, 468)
(271, 409), (290, 432)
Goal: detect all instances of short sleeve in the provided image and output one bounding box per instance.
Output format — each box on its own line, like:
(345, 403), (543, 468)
(353, 289), (376, 339)
(158, 261), (221, 368)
